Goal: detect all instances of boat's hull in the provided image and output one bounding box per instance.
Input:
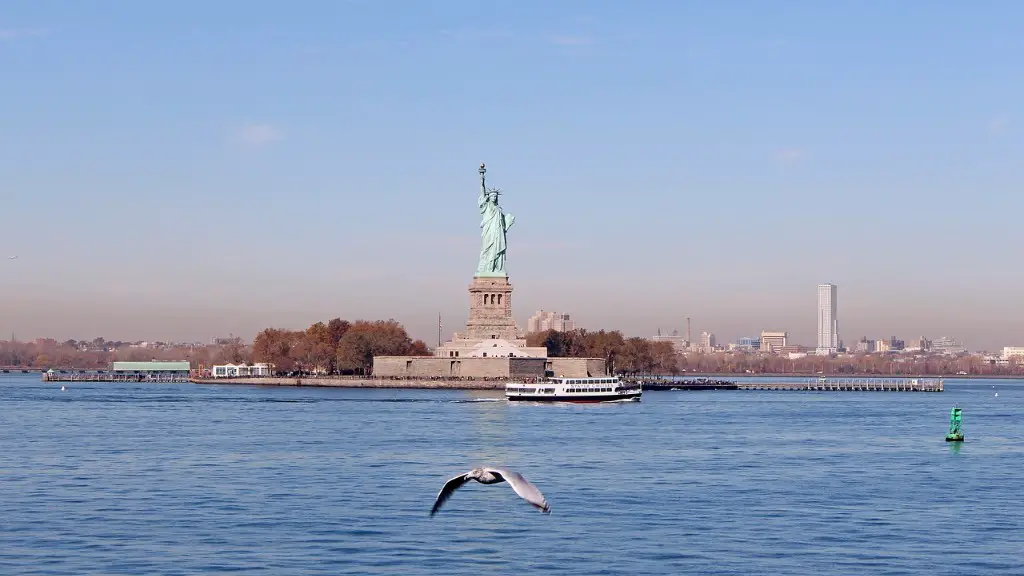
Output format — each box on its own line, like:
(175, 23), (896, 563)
(506, 392), (642, 403)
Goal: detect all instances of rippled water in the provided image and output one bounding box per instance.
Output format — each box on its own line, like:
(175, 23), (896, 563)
(1, 374), (1021, 575)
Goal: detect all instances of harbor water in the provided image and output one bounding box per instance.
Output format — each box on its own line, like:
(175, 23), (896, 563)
(1, 374), (1021, 575)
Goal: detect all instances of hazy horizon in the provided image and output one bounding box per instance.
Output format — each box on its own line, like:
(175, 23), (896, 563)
(3, 2), (1023, 351)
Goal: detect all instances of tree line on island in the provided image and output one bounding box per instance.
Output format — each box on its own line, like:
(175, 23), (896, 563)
(2, 325), (1022, 377)
(525, 329), (678, 374)
(0, 337), (250, 370)
(250, 318), (429, 375)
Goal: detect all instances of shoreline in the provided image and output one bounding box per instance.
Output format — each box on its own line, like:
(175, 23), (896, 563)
(679, 372), (1020, 379)
(189, 377), (507, 390)
(15, 368), (1023, 379)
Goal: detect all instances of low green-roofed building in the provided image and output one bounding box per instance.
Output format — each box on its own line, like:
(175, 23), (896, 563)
(112, 361), (191, 373)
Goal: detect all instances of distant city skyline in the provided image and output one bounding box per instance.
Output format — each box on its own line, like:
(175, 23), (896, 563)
(3, 2), (1024, 351)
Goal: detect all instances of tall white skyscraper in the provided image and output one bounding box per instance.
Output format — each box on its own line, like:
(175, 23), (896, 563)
(816, 284), (838, 354)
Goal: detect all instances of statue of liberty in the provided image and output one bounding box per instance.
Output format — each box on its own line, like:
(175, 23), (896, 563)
(476, 163), (515, 277)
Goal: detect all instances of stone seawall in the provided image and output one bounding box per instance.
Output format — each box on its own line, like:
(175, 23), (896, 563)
(190, 377), (506, 390)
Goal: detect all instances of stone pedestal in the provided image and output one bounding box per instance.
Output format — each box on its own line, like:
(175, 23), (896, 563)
(465, 275), (520, 341)
(434, 275), (549, 359)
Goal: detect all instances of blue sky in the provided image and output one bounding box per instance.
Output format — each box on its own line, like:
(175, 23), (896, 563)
(2, 1), (1023, 350)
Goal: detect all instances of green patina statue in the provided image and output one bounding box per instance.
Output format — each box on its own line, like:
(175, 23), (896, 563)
(476, 163), (515, 277)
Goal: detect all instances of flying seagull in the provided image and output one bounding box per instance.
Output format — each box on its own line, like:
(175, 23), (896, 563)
(6, 256), (16, 260)
(430, 466), (551, 516)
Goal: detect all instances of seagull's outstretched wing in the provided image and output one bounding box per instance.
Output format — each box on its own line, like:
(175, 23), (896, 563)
(430, 472), (472, 516)
(486, 467), (550, 513)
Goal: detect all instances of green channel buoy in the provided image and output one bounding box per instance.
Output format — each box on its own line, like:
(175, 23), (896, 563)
(945, 406), (964, 442)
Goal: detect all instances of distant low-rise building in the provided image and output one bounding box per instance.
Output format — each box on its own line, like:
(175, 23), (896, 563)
(699, 331), (717, 353)
(652, 333), (689, 352)
(855, 337), (874, 353)
(905, 337), (931, 352)
(778, 344), (809, 355)
(932, 336), (967, 355)
(1001, 347), (1024, 361)
(526, 310), (575, 333)
(736, 336), (760, 351)
(759, 331), (788, 353)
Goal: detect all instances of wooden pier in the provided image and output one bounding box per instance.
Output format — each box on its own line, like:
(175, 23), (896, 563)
(736, 377), (943, 392)
(41, 372), (190, 383)
(639, 379), (739, 391)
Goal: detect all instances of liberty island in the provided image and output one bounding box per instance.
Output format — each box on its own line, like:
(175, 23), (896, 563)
(371, 162), (602, 379)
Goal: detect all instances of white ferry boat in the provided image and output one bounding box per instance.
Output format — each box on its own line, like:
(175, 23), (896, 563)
(505, 376), (642, 403)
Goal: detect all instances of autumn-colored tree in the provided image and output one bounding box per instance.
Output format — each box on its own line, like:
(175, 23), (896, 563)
(213, 342), (250, 365)
(252, 328), (301, 373)
(336, 319), (416, 375)
(585, 330), (627, 374)
(327, 318), (351, 349)
(408, 340), (431, 356)
(617, 337), (655, 374)
(303, 322), (336, 374)
(650, 341), (679, 375)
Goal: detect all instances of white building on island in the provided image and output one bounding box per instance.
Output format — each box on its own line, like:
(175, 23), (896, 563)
(210, 363), (273, 378)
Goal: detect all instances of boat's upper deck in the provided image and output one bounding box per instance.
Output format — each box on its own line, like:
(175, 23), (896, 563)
(506, 376), (627, 394)
(547, 377), (621, 386)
